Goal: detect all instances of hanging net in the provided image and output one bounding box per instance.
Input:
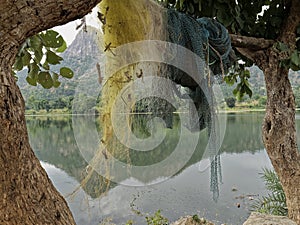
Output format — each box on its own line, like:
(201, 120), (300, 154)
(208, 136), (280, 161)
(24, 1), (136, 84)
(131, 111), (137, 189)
(77, 0), (234, 196)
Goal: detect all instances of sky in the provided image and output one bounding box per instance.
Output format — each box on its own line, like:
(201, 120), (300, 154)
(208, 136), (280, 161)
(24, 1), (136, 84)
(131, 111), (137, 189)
(53, 7), (101, 46)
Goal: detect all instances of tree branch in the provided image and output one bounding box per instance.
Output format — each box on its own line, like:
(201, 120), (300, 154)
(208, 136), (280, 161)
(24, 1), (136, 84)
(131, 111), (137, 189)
(279, 0), (300, 48)
(0, 0), (102, 45)
(230, 34), (275, 51)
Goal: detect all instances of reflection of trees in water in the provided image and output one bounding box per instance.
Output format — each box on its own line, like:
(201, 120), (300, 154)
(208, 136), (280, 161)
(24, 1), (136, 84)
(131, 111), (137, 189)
(26, 113), (265, 199)
(221, 113), (264, 154)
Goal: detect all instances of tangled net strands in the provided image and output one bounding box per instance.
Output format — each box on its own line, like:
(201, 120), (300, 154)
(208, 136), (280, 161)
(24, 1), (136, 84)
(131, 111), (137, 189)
(167, 9), (234, 82)
(77, 0), (234, 197)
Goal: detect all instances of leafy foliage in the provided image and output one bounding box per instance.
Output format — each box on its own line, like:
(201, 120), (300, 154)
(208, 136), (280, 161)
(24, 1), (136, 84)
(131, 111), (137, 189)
(225, 64), (252, 100)
(163, 0), (290, 40)
(159, 0), (300, 99)
(145, 210), (168, 225)
(277, 40), (300, 71)
(252, 168), (287, 216)
(13, 30), (73, 89)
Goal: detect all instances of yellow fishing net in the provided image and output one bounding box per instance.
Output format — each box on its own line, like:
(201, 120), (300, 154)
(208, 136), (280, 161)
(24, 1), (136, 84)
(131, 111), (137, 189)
(78, 0), (233, 196)
(77, 0), (169, 195)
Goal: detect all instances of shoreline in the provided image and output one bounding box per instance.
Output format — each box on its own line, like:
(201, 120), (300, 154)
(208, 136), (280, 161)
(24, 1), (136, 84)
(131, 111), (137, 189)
(25, 108), (300, 117)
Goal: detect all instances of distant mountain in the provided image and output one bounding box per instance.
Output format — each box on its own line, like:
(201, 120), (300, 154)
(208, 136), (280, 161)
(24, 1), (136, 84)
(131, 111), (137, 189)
(59, 26), (103, 79)
(19, 26), (300, 111)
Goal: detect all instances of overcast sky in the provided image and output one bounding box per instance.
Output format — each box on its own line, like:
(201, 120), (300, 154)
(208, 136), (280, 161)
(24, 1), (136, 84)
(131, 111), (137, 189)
(53, 7), (101, 46)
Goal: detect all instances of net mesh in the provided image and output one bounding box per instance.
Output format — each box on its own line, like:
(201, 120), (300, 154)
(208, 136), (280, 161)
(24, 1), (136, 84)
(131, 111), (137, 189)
(78, 0), (233, 196)
(167, 9), (235, 79)
(166, 9), (235, 131)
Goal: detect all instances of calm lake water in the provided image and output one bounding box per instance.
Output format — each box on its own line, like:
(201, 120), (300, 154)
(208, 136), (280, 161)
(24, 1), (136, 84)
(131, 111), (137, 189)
(26, 112), (300, 225)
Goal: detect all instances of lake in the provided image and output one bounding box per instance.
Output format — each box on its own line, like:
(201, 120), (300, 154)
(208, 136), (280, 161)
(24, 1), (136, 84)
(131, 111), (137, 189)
(25, 112), (300, 225)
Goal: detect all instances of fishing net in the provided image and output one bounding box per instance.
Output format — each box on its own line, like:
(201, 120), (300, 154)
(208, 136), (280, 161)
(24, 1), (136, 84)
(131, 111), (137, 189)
(78, 0), (233, 195)
(167, 9), (234, 82)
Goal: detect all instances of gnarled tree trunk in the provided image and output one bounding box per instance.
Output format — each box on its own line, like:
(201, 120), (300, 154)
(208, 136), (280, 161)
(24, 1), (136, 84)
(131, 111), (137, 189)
(232, 1), (300, 223)
(262, 48), (300, 224)
(261, 1), (300, 223)
(0, 0), (100, 224)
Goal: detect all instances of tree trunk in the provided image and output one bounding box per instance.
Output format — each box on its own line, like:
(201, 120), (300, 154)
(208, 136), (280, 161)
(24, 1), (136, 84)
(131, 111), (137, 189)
(232, 1), (300, 223)
(260, 1), (300, 224)
(262, 48), (300, 224)
(0, 0), (100, 224)
(0, 67), (76, 224)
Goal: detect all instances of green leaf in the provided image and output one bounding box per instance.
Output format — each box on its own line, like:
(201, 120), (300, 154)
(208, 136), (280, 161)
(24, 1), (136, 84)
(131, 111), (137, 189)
(290, 51), (300, 66)
(56, 40), (67, 53)
(22, 50), (31, 66)
(244, 83), (253, 98)
(28, 62), (39, 79)
(42, 62), (50, 70)
(52, 73), (61, 88)
(37, 71), (53, 89)
(41, 30), (64, 48)
(46, 50), (63, 65)
(290, 62), (300, 71)
(14, 56), (24, 71)
(233, 86), (239, 96)
(29, 35), (44, 63)
(53, 80), (61, 88)
(34, 47), (43, 63)
(60, 67), (74, 79)
(244, 69), (251, 78)
(26, 76), (37, 86)
(29, 35), (42, 50)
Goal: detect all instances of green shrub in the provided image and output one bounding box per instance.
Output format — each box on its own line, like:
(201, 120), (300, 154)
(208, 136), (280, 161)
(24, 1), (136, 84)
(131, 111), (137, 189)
(145, 210), (168, 225)
(225, 97), (236, 108)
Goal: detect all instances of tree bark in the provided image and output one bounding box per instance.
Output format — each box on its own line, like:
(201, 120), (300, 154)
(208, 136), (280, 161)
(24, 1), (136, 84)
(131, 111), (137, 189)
(0, 0), (100, 224)
(229, 1), (300, 223)
(262, 49), (300, 225)
(261, 0), (300, 223)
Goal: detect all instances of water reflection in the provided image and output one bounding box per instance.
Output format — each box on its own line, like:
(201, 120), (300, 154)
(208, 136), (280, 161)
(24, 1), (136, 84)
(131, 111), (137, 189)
(27, 113), (265, 200)
(26, 112), (278, 224)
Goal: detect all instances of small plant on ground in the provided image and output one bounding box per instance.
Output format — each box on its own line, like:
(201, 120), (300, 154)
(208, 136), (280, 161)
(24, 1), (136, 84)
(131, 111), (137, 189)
(145, 210), (168, 225)
(192, 214), (201, 223)
(125, 220), (134, 225)
(252, 168), (287, 216)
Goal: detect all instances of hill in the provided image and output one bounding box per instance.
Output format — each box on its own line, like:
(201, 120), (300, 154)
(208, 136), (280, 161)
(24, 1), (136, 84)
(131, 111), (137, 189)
(18, 27), (300, 113)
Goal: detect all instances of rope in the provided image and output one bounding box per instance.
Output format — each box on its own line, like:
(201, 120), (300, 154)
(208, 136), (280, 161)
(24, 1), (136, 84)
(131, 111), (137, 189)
(167, 9), (235, 80)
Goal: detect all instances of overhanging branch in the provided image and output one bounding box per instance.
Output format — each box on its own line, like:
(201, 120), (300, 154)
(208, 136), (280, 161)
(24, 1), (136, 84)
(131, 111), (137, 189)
(230, 34), (275, 51)
(0, 0), (102, 44)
